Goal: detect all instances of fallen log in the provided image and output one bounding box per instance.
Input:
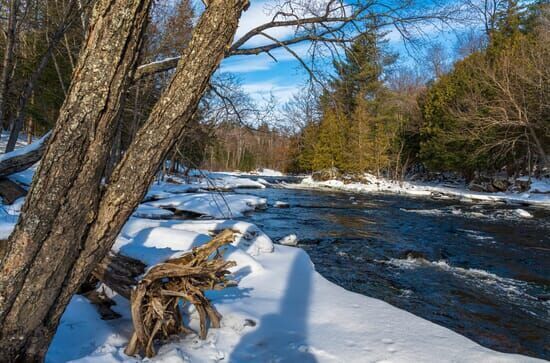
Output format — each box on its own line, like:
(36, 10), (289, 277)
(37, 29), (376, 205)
(91, 251), (147, 300)
(0, 132), (50, 178)
(0, 177), (27, 204)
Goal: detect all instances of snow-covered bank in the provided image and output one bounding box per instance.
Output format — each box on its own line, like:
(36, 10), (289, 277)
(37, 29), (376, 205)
(296, 175), (550, 207)
(47, 214), (543, 362)
(0, 160), (543, 361)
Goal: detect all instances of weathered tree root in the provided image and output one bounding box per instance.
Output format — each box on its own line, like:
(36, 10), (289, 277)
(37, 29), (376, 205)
(124, 229), (237, 358)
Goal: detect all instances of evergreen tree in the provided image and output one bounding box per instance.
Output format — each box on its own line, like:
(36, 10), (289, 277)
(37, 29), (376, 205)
(313, 108), (348, 171)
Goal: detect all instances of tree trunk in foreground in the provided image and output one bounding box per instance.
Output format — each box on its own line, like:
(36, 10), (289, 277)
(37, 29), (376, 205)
(0, 0), (249, 361)
(0, 0), (152, 359)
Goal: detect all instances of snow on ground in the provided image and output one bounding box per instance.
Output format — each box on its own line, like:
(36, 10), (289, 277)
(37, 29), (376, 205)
(0, 131), (32, 152)
(0, 148), (542, 362)
(255, 168), (284, 176)
(146, 193), (267, 218)
(46, 214), (543, 362)
(204, 173), (266, 189)
(527, 178), (550, 194)
(297, 175), (550, 207)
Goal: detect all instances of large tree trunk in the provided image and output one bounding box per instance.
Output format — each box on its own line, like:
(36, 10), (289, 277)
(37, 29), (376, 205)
(0, 0), (152, 359)
(0, 0), (249, 361)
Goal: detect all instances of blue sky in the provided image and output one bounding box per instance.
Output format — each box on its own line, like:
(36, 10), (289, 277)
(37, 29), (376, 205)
(200, 0), (474, 108)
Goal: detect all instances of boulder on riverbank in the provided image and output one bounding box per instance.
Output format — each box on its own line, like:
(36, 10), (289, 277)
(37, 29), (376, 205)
(468, 176), (512, 193)
(312, 167), (341, 181)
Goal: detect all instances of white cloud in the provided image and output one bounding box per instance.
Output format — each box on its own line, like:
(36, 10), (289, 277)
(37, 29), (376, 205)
(242, 80), (299, 104)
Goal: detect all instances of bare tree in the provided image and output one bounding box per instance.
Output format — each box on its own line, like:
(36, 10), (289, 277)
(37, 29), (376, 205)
(423, 42), (450, 79)
(450, 19), (550, 172)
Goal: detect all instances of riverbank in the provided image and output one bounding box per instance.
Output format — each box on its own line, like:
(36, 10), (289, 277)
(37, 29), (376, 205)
(0, 166), (545, 362)
(293, 175), (550, 207)
(45, 177), (544, 362)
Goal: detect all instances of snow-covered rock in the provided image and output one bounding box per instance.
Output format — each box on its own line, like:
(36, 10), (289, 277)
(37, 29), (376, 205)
(514, 209), (533, 218)
(279, 233), (298, 246)
(274, 200), (290, 208)
(256, 168), (284, 176)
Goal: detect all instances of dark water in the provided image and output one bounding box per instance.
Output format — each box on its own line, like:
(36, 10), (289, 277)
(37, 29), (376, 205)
(235, 179), (550, 360)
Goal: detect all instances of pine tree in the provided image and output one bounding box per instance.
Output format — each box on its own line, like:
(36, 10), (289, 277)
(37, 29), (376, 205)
(313, 108), (348, 171)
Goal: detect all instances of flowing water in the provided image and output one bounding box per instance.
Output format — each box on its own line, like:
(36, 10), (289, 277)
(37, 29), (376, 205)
(234, 178), (550, 360)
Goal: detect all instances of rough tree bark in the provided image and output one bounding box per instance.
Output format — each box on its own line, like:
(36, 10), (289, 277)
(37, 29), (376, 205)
(0, 0), (249, 361)
(0, 0), (153, 359)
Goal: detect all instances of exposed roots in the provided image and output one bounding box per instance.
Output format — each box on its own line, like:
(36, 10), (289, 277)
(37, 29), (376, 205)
(124, 229), (237, 358)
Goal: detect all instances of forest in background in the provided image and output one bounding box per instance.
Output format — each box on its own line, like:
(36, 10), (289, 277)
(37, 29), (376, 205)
(289, 0), (549, 180)
(0, 0), (548, 178)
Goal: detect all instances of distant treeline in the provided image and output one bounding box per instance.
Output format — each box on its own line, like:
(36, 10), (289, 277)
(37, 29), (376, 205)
(167, 120), (295, 173)
(287, 1), (549, 179)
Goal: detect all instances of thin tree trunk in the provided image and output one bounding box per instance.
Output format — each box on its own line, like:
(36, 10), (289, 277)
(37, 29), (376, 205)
(0, 0), (19, 130)
(0, 0), (249, 361)
(0, 0), (152, 359)
(5, 0), (78, 153)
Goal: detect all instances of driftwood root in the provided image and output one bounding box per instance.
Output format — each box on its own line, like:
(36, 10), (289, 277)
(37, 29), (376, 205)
(124, 229), (237, 358)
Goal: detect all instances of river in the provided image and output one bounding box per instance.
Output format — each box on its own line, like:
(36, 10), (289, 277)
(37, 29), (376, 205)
(233, 177), (550, 360)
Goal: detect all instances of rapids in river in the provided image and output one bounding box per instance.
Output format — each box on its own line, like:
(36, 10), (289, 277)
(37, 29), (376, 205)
(233, 178), (550, 360)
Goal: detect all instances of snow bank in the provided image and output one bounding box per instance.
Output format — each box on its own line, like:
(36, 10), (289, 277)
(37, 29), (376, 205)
(146, 193), (267, 218)
(0, 171), (540, 362)
(298, 175), (550, 207)
(132, 204), (174, 219)
(528, 178), (550, 194)
(256, 168), (284, 176)
(48, 220), (542, 362)
(205, 173), (266, 189)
